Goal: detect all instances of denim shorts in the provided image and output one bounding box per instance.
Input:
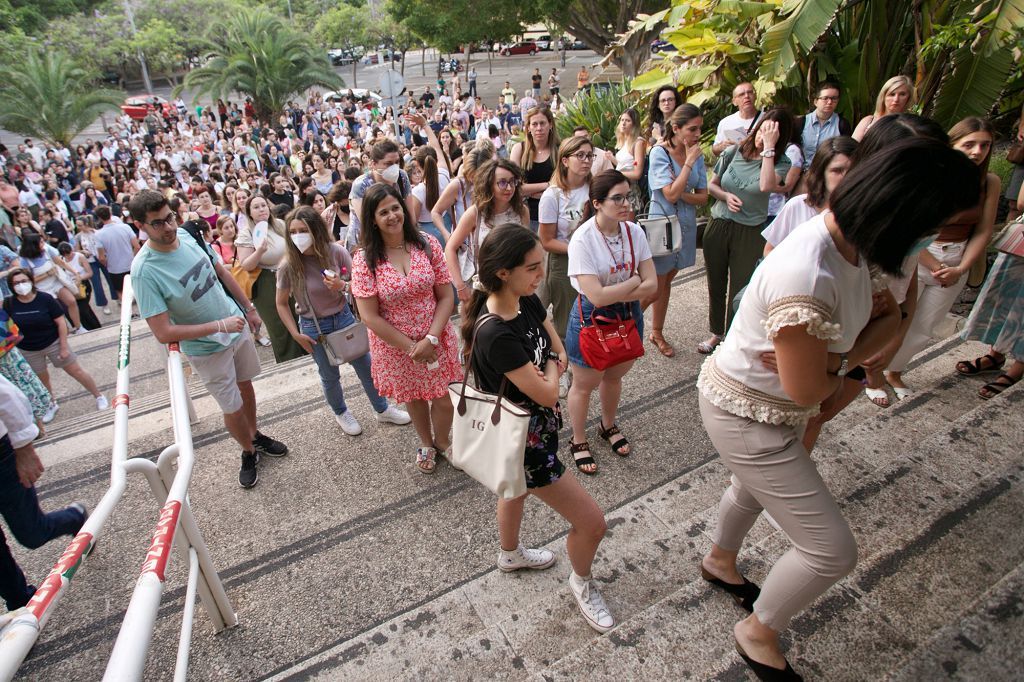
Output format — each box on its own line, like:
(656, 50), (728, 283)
(565, 295), (644, 369)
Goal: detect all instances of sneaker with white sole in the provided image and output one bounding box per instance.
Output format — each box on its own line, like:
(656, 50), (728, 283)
(102, 307), (111, 315)
(257, 336), (272, 347)
(569, 572), (615, 633)
(497, 544), (556, 572)
(42, 401), (59, 424)
(95, 395), (110, 410)
(335, 410), (363, 436)
(375, 404), (411, 425)
(73, 326), (89, 335)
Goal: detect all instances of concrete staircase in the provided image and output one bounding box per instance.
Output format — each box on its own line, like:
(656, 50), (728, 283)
(10, 263), (1022, 681)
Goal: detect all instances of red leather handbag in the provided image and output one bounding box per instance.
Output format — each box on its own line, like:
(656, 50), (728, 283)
(577, 224), (645, 370)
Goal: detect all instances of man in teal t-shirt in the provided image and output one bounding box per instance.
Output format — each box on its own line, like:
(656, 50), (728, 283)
(128, 190), (288, 489)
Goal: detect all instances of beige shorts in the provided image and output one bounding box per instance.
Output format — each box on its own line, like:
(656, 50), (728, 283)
(185, 326), (262, 414)
(21, 340), (78, 375)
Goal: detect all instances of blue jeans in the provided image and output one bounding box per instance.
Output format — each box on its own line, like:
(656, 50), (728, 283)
(90, 259), (109, 307)
(298, 309), (388, 415)
(0, 434), (85, 609)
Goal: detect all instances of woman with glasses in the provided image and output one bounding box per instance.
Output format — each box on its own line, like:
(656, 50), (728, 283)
(444, 159), (529, 302)
(646, 86), (682, 144)
(564, 170), (656, 475)
(321, 180), (353, 243)
(539, 137), (595, 351)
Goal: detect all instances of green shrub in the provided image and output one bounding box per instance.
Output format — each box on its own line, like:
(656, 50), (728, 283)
(554, 81), (635, 151)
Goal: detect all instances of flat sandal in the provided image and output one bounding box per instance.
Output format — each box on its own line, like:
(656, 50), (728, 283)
(570, 441), (597, 475)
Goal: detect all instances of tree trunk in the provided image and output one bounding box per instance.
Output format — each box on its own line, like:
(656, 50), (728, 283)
(352, 60), (358, 88)
(464, 44), (471, 68)
(487, 46), (492, 75)
(421, 47), (426, 77)
(401, 50), (407, 76)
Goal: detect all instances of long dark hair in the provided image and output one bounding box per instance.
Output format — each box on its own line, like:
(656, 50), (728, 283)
(414, 146), (440, 212)
(18, 229), (44, 259)
(581, 169), (629, 223)
(281, 206), (335, 306)
(648, 86), (682, 131)
(804, 136), (858, 209)
(359, 183), (425, 275)
(831, 137), (980, 275)
(460, 223), (541, 359)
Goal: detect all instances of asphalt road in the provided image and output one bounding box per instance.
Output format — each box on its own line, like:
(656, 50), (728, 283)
(0, 48), (608, 149)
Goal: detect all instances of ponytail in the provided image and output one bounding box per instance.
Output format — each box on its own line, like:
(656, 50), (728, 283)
(459, 288), (489, 364)
(424, 154), (439, 211)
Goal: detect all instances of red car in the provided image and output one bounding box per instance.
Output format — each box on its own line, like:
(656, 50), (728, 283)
(501, 42), (538, 56)
(120, 95), (174, 121)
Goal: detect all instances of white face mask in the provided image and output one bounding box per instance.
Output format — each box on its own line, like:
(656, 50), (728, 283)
(13, 283), (32, 296)
(380, 164), (401, 184)
(290, 232), (314, 253)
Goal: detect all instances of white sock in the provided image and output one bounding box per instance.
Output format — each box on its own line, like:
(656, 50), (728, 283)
(570, 571), (591, 589)
(499, 545), (523, 561)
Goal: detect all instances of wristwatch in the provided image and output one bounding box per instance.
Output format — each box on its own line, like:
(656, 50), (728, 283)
(835, 353), (849, 377)
(425, 334), (439, 346)
(760, 149), (776, 158)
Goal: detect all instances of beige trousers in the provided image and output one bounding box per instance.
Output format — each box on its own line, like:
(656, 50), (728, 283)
(699, 394), (858, 630)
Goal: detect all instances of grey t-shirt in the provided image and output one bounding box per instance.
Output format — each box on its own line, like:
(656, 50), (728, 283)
(95, 221), (137, 274)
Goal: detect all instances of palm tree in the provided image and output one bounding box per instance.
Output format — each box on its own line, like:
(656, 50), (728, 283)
(0, 50), (122, 156)
(179, 8), (344, 123)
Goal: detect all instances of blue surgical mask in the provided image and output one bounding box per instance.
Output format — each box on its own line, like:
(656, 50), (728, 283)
(908, 234), (936, 257)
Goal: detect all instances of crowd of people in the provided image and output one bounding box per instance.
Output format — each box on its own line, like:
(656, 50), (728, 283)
(2, 70), (1023, 679)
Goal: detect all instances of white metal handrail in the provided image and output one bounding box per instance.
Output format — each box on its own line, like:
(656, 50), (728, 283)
(0, 275), (238, 681)
(0, 277), (137, 682)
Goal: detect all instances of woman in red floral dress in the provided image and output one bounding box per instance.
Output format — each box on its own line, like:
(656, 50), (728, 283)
(351, 183), (462, 473)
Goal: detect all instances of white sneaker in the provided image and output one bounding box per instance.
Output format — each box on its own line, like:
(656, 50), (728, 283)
(73, 326), (89, 335)
(375, 404), (411, 425)
(95, 395), (110, 411)
(102, 307), (111, 315)
(42, 401), (59, 424)
(559, 370), (571, 399)
(335, 410), (363, 436)
(258, 336), (272, 347)
(497, 544), (556, 572)
(569, 572), (614, 633)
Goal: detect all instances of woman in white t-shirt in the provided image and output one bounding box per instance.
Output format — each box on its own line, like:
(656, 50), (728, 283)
(565, 170), (656, 475)
(762, 136), (857, 255)
(539, 136), (594, 346)
(695, 139), (980, 681)
(444, 159), (528, 302)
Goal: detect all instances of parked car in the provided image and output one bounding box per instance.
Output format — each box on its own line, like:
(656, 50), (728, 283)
(535, 35), (553, 51)
(501, 41), (538, 56)
(120, 95), (174, 121)
(328, 49), (356, 65)
(650, 39), (678, 54)
(567, 38), (588, 50)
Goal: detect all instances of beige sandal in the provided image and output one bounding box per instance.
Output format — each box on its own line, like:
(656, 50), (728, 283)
(416, 447), (437, 474)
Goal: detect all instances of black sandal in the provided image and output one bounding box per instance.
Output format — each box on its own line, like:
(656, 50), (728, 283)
(570, 441), (597, 475)
(979, 373), (1020, 400)
(701, 566), (760, 612)
(736, 643), (803, 681)
(956, 352), (1005, 376)
(598, 422), (630, 456)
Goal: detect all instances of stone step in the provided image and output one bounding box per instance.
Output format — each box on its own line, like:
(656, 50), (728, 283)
(261, 360), (1022, 679)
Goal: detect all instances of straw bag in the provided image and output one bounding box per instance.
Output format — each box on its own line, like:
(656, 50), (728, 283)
(448, 314), (530, 499)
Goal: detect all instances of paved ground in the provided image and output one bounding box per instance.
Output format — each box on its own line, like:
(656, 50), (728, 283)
(0, 49), (606, 149)
(4, 255), (1022, 680)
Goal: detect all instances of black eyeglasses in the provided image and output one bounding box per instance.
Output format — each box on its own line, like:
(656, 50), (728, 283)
(496, 179), (519, 191)
(571, 152), (597, 162)
(604, 194), (630, 206)
(147, 213), (178, 229)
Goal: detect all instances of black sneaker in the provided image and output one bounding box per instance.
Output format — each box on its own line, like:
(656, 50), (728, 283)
(253, 431), (288, 458)
(239, 451), (259, 488)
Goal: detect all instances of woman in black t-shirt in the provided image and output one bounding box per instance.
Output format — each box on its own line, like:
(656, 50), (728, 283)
(461, 223), (615, 635)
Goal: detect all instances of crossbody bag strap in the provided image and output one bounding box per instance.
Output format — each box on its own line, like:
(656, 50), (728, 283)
(458, 312), (511, 423)
(623, 221), (637, 275)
